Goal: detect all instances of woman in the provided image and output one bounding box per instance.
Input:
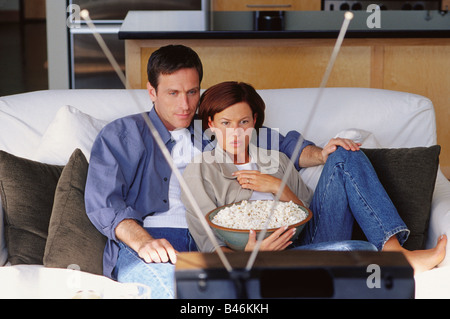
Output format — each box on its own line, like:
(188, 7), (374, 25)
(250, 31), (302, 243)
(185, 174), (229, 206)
(181, 81), (446, 273)
(181, 81), (371, 253)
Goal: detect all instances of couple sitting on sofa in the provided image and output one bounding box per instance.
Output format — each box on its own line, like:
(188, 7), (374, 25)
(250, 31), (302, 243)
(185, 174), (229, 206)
(84, 45), (447, 298)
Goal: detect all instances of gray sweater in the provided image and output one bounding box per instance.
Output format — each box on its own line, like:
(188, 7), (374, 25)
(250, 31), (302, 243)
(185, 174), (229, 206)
(181, 144), (313, 252)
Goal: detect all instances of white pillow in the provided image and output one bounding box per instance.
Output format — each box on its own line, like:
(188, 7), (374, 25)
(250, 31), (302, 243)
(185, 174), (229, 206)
(32, 105), (108, 165)
(333, 128), (381, 149)
(300, 128), (381, 192)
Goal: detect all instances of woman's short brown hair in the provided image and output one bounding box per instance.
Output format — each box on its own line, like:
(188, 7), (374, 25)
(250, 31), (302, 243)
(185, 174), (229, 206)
(198, 81), (265, 132)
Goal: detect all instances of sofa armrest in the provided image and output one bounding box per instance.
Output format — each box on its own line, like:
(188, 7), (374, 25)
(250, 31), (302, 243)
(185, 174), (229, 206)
(0, 198), (8, 266)
(427, 169), (450, 267)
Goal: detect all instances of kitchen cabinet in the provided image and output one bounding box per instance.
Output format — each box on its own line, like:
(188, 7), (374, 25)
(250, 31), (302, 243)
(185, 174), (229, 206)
(211, 0), (321, 11)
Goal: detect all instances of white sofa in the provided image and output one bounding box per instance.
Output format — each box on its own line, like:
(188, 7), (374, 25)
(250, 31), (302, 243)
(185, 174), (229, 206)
(0, 87), (449, 299)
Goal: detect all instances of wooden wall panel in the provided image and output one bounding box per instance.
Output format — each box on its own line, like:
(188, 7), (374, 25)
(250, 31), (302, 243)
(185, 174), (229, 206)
(138, 43), (371, 90)
(383, 45), (450, 178)
(23, 0), (46, 20)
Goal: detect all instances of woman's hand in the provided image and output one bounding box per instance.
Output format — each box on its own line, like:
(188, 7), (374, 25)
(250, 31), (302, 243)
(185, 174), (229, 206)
(244, 226), (296, 252)
(233, 170), (280, 194)
(233, 170), (304, 205)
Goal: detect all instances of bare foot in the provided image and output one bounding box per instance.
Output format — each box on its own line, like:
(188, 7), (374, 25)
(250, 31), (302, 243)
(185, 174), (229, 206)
(402, 235), (447, 275)
(383, 235), (447, 275)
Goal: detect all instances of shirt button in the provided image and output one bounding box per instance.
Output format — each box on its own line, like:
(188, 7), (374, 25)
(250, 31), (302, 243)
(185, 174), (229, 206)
(163, 199), (167, 203)
(164, 177), (168, 182)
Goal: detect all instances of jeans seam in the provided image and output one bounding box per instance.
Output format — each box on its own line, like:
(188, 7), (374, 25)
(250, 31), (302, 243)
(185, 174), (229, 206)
(309, 148), (409, 251)
(341, 156), (409, 251)
(311, 163), (342, 243)
(342, 163), (391, 250)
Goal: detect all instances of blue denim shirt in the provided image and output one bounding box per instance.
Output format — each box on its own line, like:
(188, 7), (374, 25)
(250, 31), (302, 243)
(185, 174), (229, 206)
(85, 107), (314, 278)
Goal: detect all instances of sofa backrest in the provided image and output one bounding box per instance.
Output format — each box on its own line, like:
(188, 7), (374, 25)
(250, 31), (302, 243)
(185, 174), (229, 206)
(0, 89), (150, 159)
(0, 88), (436, 161)
(259, 87), (436, 148)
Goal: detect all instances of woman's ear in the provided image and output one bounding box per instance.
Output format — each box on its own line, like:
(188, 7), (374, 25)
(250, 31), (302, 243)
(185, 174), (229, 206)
(206, 116), (216, 141)
(253, 113), (258, 127)
(208, 116), (215, 130)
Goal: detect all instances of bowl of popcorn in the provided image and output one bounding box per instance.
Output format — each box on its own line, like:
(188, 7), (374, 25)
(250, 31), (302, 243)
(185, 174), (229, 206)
(206, 200), (312, 251)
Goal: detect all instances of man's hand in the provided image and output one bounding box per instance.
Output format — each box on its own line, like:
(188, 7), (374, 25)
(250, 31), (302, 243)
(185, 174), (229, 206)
(137, 238), (178, 264)
(115, 219), (177, 264)
(299, 138), (361, 168)
(321, 137), (361, 163)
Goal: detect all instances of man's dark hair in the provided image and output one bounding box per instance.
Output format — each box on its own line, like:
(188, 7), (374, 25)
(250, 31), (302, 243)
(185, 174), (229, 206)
(147, 45), (203, 90)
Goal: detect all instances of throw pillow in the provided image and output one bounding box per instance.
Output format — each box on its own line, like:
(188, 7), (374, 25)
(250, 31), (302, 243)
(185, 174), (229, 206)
(44, 149), (107, 275)
(33, 105), (108, 165)
(354, 146), (441, 250)
(0, 151), (63, 264)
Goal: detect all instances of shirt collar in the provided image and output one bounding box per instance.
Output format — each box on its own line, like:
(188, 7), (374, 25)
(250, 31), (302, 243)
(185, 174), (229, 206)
(148, 108), (172, 145)
(148, 109), (212, 152)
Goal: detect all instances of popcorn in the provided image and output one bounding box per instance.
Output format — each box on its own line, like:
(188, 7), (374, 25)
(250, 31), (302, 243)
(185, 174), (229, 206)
(211, 200), (307, 230)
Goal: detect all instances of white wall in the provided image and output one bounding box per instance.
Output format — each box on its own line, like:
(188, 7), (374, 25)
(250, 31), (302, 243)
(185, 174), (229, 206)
(46, 0), (70, 89)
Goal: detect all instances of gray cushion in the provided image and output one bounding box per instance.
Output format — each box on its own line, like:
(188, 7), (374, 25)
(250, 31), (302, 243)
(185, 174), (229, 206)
(355, 146), (441, 250)
(44, 149), (106, 275)
(0, 151), (63, 264)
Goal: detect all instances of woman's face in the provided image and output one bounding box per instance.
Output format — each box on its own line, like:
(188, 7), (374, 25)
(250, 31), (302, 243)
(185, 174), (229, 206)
(208, 102), (257, 163)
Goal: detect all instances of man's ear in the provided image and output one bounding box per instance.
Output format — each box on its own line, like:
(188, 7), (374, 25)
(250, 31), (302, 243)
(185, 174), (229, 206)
(147, 82), (157, 103)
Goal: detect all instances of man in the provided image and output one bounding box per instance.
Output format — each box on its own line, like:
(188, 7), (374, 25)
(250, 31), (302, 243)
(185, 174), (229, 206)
(85, 44), (320, 297)
(85, 45), (202, 298)
(85, 45), (446, 298)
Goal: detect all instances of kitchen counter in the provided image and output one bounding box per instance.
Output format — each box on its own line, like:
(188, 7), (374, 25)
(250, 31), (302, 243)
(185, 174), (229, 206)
(120, 29), (450, 40)
(119, 10), (450, 39)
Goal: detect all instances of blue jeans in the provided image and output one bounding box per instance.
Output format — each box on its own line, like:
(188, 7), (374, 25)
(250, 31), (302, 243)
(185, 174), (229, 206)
(296, 147), (409, 250)
(114, 148), (409, 298)
(113, 227), (198, 299)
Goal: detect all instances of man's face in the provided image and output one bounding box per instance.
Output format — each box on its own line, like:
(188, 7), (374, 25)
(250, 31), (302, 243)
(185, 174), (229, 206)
(147, 68), (200, 131)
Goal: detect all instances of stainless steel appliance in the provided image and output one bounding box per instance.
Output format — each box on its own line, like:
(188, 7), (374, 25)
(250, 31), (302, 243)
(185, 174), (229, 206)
(68, 0), (207, 89)
(322, 0), (440, 11)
